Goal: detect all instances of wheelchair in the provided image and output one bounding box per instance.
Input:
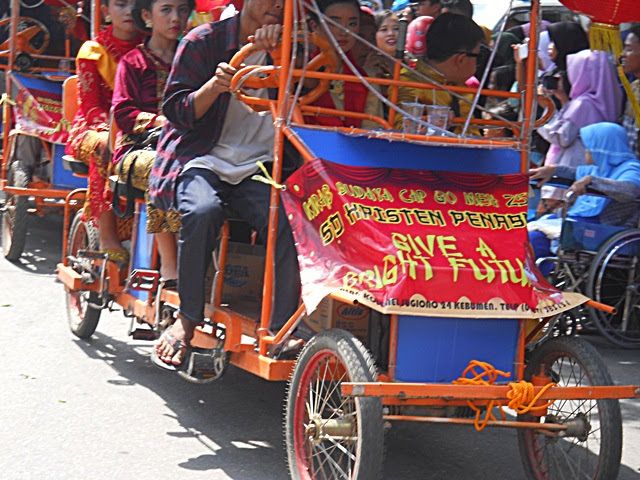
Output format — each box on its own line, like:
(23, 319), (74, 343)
(536, 185), (640, 348)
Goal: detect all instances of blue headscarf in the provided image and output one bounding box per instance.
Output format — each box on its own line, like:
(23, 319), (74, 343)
(569, 122), (640, 219)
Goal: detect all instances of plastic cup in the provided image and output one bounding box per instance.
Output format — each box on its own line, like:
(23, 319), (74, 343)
(426, 105), (450, 135)
(401, 101), (426, 135)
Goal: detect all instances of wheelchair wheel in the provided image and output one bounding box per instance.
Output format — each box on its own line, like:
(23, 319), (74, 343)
(586, 229), (640, 348)
(285, 329), (384, 480)
(65, 209), (102, 339)
(2, 162), (31, 261)
(517, 336), (622, 480)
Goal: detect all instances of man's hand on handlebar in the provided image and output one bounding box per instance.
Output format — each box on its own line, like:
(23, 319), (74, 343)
(248, 24), (282, 51)
(529, 165), (556, 185)
(211, 62), (238, 95)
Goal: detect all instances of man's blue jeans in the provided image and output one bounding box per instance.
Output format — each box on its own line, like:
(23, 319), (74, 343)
(175, 167), (301, 332)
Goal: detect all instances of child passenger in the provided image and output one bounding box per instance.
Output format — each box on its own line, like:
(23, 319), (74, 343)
(67, 0), (143, 265)
(305, 0), (383, 129)
(111, 0), (194, 283)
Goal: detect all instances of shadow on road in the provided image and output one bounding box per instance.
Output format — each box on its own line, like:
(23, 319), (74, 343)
(73, 331), (290, 480)
(70, 329), (640, 480)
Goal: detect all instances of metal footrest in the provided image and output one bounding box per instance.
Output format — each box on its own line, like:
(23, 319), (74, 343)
(178, 347), (229, 384)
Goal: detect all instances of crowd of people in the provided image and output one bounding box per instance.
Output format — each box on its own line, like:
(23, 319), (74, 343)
(58, 0), (640, 368)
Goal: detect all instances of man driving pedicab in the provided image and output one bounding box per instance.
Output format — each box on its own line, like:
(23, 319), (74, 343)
(149, 0), (306, 369)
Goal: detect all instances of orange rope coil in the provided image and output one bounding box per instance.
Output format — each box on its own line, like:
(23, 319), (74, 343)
(453, 360), (556, 432)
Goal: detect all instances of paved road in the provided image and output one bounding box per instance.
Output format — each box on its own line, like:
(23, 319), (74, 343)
(1, 212), (640, 479)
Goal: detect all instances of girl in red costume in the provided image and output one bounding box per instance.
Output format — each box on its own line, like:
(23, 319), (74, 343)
(111, 0), (194, 283)
(306, 0), (383, 129)
(67, 0), (143, 264)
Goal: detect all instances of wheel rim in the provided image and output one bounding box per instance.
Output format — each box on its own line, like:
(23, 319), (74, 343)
(593, 237), (640, 346)
(66, 217), (92, 329)
(293, 349), (359, 480)
(526, 354), (604, 479)
(67, 289), (92, 328)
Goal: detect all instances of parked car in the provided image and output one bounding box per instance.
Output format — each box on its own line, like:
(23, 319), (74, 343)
(473, 0), (585, 33)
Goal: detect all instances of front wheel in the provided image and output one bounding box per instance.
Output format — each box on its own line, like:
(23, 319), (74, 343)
(285, 329), (384, 480)
(517, 336), (622, 480)
(65, 209), (102, 339)
(2, 163), (30, 261)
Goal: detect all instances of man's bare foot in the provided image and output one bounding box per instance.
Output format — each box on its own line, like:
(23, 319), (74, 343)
(155, 314), (196, 367)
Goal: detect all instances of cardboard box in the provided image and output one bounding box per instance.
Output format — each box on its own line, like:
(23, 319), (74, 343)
(304, 297), (370, 344)
(221, 242), (264, 316)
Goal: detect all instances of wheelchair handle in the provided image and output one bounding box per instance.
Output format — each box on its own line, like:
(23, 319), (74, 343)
(531, 176), (609, 198)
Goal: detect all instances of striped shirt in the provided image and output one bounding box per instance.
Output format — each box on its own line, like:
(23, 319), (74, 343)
(149, 16), (239, 210)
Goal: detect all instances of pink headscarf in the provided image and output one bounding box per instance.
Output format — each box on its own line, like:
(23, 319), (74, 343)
(563, 49), (622, 126)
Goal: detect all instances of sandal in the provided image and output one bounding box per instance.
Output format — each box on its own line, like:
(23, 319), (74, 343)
(151, 329), (189, 371)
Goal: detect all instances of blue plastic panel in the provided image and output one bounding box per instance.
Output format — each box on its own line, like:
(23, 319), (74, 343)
(395, 316), (520, 383)
(129, 206), (153, 300)
(291, 127), (521, 174)
(51, 144), (87, 189)
(12, 72), (62, 91)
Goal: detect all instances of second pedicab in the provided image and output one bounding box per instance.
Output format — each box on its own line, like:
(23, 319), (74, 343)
(56, 0), (640, 478)
(1, 0), (91, 261)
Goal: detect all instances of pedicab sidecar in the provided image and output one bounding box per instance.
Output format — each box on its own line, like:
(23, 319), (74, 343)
(55, 0), (640, 478)
(1, 0), (88, 261)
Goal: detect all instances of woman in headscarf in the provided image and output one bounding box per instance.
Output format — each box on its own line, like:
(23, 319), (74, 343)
(537, 49), (622, 213)
(528, 122), (640, 271)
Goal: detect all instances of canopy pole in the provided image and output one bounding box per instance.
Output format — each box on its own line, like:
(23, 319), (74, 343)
(520, 0), (541, 173)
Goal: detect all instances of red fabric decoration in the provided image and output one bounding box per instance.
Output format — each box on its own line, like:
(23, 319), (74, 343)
(559, 0), (640, 25)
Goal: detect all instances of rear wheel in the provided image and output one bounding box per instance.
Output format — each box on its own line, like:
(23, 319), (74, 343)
(586, 230), (640, 348)
(285, 329), (384, 480)
(517, 336), (622, 480)
(2, 163), (30, 261)
(65, 209), (102, 339)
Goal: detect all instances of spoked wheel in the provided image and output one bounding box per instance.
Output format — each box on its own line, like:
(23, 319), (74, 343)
(586, 230), (640, 348)
(517, 337), (622, 480)
(65, 209), (102, 339)
(2, 163), (31, 261)
(285, 329), (384, 480)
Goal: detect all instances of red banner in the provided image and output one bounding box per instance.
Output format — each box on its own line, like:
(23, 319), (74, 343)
(282, 159), (587, 318)
(10, 74), (68, 144)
